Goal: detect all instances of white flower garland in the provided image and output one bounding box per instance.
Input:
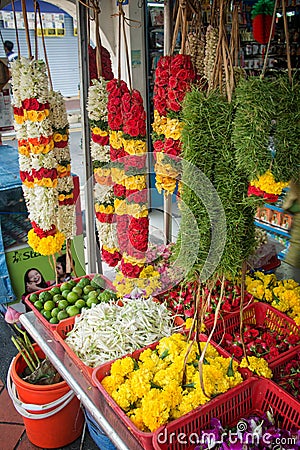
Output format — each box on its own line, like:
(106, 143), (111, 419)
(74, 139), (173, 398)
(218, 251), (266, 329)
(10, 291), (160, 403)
(96, 222), (118, 249)
(90, 141), (110, 162)
(87, 78), (108, 122)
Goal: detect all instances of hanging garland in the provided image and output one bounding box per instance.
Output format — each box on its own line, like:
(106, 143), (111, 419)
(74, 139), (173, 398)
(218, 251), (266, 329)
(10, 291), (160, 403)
(87, 78), (121, 267)
(152, 54), (196, 195)
(232, 76), (300, 202)
(88, 44), (114, 82)
(12, 57), (65, 256)
(49, 90), (76, 240)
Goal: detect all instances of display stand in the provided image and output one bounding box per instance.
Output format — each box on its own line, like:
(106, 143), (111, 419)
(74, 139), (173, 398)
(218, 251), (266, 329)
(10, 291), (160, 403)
(19, 311), (144, 450)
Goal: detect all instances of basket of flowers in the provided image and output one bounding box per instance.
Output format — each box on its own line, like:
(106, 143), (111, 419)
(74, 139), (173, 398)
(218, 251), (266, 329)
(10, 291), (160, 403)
(152, 377), (300, 450)
(205, 302), (300, 364)
(269, 348), (300, 402)
(92, 332), (246, 450)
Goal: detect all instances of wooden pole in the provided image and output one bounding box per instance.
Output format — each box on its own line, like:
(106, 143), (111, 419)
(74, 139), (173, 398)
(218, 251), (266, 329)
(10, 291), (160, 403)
(282, 0), (292, 84)
(21, 0), (32, 59)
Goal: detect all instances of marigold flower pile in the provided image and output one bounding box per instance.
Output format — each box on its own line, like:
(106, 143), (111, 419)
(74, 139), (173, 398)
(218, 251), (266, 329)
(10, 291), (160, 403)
(152, 54), (196, 195)
(11, 57), (65, 255)
(246, 271), (300, 325)
(101, 333), (243, 432)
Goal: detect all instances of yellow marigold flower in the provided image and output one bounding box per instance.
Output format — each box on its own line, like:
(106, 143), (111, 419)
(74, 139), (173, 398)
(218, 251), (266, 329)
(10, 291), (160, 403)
(14, 114), (25, 124)
(250, 170), (289, 195)
(101, 374), (124, 396)
(155, 175), (177, 195)
(102, 245), (119, 254)
(92, 127), (108, 136)
(127, 408), (146, 431)
(109, 131), (123, 149)
(110, 357), (134, 378)
(114, 198), (127, 215)
(111, 167), (125, 184)
(124, 175), (146, 191)
(164, 117), (182, 140)
(18, 145), (30, 156)
(122, 253), (146, 266)
(53, 132), (63, 142)
(240, 356), (272, 379)
(129, 368), (152, 399)
(112, 380), (136, 411)
(122, 139), (146, 155)
(28, 229), (65, 256)
(141, 389), (172, 432)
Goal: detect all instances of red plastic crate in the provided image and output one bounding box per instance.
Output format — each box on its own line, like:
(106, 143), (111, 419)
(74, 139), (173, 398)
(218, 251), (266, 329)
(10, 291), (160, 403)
(269, 347), (300, 401)
(205, 302), (300, 364)
(152, 377), (300, 450)
(92, 335), (245, 450)
(24, 274), (115, 332)
(54, 313), (187, 387)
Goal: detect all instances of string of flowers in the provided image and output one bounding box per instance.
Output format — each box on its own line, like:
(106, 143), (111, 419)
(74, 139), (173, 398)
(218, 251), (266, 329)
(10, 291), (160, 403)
(87, 78), (121, 267)
(11, 57), (65, 256)
(152, 54), (196, 195)
(49, 90), (76, 240)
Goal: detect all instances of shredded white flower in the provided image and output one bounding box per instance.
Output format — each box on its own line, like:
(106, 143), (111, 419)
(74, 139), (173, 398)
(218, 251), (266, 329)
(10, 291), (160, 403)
(65, 297), (182, 368)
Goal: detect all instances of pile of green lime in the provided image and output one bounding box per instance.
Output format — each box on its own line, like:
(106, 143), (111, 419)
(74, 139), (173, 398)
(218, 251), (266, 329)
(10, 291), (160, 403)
(28, 277), (117, 325)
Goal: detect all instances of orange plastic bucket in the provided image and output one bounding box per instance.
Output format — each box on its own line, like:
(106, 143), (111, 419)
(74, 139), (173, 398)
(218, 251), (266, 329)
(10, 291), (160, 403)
(8, 345), (84, 448)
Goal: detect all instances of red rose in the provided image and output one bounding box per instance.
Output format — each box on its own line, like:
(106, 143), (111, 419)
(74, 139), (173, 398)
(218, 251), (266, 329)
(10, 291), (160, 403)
(101, 246), (121, 267)
(31, 222), (57, 238)
(287, 334), (300, 346)
(54, 140), (68, 149)
(124, 155), (146, 171)
(184, 306), (195, 318)
(231, 345), (243, 358)
(120, 260), (143, 278)
(114, 183), (126, 198)
(22, 98), (40, 111)
(92, 133), (109, 146)
(95, 212), (115, 223)
(164, 138), (182, 157)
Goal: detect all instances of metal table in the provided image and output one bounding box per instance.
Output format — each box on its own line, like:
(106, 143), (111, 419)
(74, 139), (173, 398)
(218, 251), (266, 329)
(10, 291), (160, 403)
(20, 312), (144, 450)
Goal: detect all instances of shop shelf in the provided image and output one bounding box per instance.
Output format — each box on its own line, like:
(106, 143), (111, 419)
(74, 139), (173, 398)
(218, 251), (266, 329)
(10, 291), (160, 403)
(24, 274), (114, 332)
(205, 302), (300, 364)
(152, 377), (300, 450)
(92, 335), (244, 450)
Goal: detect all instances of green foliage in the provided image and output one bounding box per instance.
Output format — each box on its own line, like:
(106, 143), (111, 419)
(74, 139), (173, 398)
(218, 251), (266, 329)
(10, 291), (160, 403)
(177, 87), (258, 280)
(251, 0), (275, 19)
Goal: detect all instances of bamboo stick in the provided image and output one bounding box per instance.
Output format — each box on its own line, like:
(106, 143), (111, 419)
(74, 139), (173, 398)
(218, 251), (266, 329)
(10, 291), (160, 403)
(282, 0), (292, 84)
(21, 0), (32, 59)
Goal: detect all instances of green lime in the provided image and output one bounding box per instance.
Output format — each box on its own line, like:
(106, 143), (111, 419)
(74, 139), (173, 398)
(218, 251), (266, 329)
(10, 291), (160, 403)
(98, 290), (114, 303)
(53, 294), (64, 303)
(51, 307), (60, 318)
(75, 299), (86, 310)
(29, 293), (38, 303)
(44, 300), (56, 311)
(83, 285), (95, 295)
(77, 278), (90, 288)
(58, 299), (69, 310)
(60, 282), (72, 292)
(87, 290), (98, 299)
(43, 310), (52, 320)
(67, 291), (79, 304)
(57, 310), (69, 321)
(69, 280), (76, 288)
(61, 290), (70, 299)
(50, 287), (61, 295)
(86, 297), (98, 308)
(72, 286), (83, 296)
(39, 291), (53, 302)
(49, 317), (59, 324)
(33, 300), (43, 311)
(67, 305), (80, 317)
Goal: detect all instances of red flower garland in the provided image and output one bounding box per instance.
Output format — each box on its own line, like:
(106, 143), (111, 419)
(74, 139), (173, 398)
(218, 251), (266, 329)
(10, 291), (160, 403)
(128, 217), (149, 253)
(107, 79), (129, 130)
(122, 90), (146, 137)
(88, 44), (114, 82)
(101, 247), (122, 267)
(248, 184), (278, 203)
(153, 56), (172, 116)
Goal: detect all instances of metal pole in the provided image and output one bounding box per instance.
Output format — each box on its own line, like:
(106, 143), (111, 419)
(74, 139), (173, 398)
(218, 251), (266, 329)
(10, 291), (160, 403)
(163, 0), (172, 244)
(76, 0), (100, 274)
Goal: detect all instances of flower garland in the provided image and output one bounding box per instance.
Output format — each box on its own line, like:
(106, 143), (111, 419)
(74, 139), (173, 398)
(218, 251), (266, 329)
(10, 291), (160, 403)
(101, 333), (243, 432)
(88, 44), (114, 83)
(118, 87), (149, 279)
(152, 54), (196, 195)
(49, 90), (76, 240)
(87, 78), (121, 267)
(11, 57), (65, 256)
(245, 271), (300, 325)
